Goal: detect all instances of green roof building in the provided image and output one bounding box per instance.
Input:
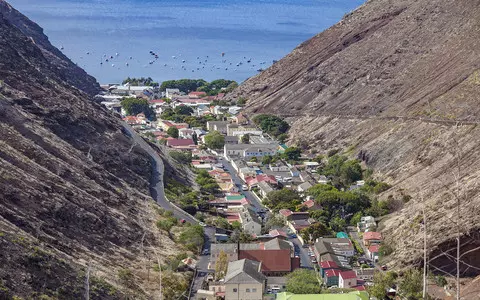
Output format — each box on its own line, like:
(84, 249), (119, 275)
(275, 291), (369, 300)
(226, 195), (246, 201)
(278, 144), (288, 153)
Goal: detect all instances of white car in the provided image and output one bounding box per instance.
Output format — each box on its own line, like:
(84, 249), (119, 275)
(242, 184), (248, 191)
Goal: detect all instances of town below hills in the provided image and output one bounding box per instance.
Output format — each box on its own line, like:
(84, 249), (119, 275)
(1, 0), (480, 298)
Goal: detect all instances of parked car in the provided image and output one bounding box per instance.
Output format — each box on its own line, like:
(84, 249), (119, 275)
(179, 219), (186, 224)
(242, 184), (248, 191)
(288, 233), (297, 238)
(302, 244), (310, 248)
(381, 265), (388, 271)
(202, 249), (210, 255)
(199, 222), (207, 227)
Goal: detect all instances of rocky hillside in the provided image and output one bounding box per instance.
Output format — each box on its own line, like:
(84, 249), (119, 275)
(0, 1), (100, 96)
(231, 0), (480, 276)
(0, 3), (181, 299)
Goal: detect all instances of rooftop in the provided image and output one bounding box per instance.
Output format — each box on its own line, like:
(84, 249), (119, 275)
(320, 261), (339, 269)
(363, 232), (382, 240)
(340, 270), (357, 280)
(325, 269), (341, 278)
(275, 291), (369, 300)
(224, 259), (266, 284)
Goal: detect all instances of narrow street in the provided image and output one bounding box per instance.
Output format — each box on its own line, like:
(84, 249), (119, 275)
(289, 237), (314, 269)
(220, 157), (263, 209)
(189, 226), (215, 298)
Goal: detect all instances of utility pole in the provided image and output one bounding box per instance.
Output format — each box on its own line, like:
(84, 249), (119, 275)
(422, 197), (427, 299)
(85, 263), (91, 300)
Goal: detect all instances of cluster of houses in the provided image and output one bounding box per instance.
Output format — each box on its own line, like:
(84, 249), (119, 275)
(197, 238), (299, 299)
(197, 237), (370, 299)
(357, 216), (383, 263)
(199, 236), (340, 300)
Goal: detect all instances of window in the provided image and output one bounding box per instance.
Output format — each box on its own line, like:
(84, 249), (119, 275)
(252, 288), (257, 292)
(246, 288), (250, 292)
(233, 288), (237, 293)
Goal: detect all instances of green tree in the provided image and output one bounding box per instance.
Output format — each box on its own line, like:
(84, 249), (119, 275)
(156, 218), (176, 236)
(399, 268), (423, 300)
(174, 105), (194, 116)
(252, 114), (290, 137)
(340, 159), (363, 186)
(286, 269), (321, 294)
(265, 189), (301, 211)
(204, 131), (225, 149)
(368, 271), (398, 299)
(167, 127), (179, 138)
(241, 134), (250, 144)
(350, 211), (363, 226)
(120, 97), (156, 120)
(160, 79), (208, 93)
(277, 133), (288, 143)
(264, 214), (285, 232)
(231, 221), (242, 230)
(300, 222), (332, 243)
(262, 155), (273, 165)
(215, 251), (228, 280)
(330, 216), (347, 232)
(283, 147), (302, 161)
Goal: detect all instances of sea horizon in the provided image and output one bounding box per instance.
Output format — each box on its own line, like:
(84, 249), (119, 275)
(8, 0), (364, 84)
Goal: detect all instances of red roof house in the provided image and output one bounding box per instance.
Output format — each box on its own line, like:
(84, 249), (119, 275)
(339, 270), (358, 289)
(363, 231), (383, 246)
(166, 138), (197, 150)
(279, 209), (293, 218)
(188, 91), (207, 98)
(239, 249), (297, 276)
(269, 229), (287, 239)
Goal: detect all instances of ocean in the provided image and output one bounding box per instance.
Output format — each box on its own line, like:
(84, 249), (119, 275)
(8, 0), (364, 84)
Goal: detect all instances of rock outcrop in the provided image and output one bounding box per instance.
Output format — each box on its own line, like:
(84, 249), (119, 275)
(0, 2), (178, 298)
(230, 0), (480, 276)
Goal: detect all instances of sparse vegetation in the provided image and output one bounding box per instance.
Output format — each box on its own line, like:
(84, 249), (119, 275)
(169, 151), (192, 163)
(252, 114), (290, 137)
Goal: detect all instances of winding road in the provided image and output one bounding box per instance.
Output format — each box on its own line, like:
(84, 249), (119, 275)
(122, 122), (198, 223)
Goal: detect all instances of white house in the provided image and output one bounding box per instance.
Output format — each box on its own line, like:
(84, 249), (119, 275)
(339, 271), (357, 289)
(165, 88), (181, 98)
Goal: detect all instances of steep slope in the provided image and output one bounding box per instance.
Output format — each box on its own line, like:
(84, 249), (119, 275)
(230, 0), (480, 276)
(0, 0), (100, 96)
(0, 4), (180, 299)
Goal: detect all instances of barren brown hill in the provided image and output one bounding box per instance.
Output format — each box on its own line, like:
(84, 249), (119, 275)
(230, 0), (480, 278)
(0, 2), (182, 299)
(0, 1), (100, 96)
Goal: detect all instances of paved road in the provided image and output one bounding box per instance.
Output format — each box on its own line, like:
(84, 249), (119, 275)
(289, 237), (314, 269)
(220, 157), (263, 209)
(122, 123), (197, 223)
(190, 226), (216, 298)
